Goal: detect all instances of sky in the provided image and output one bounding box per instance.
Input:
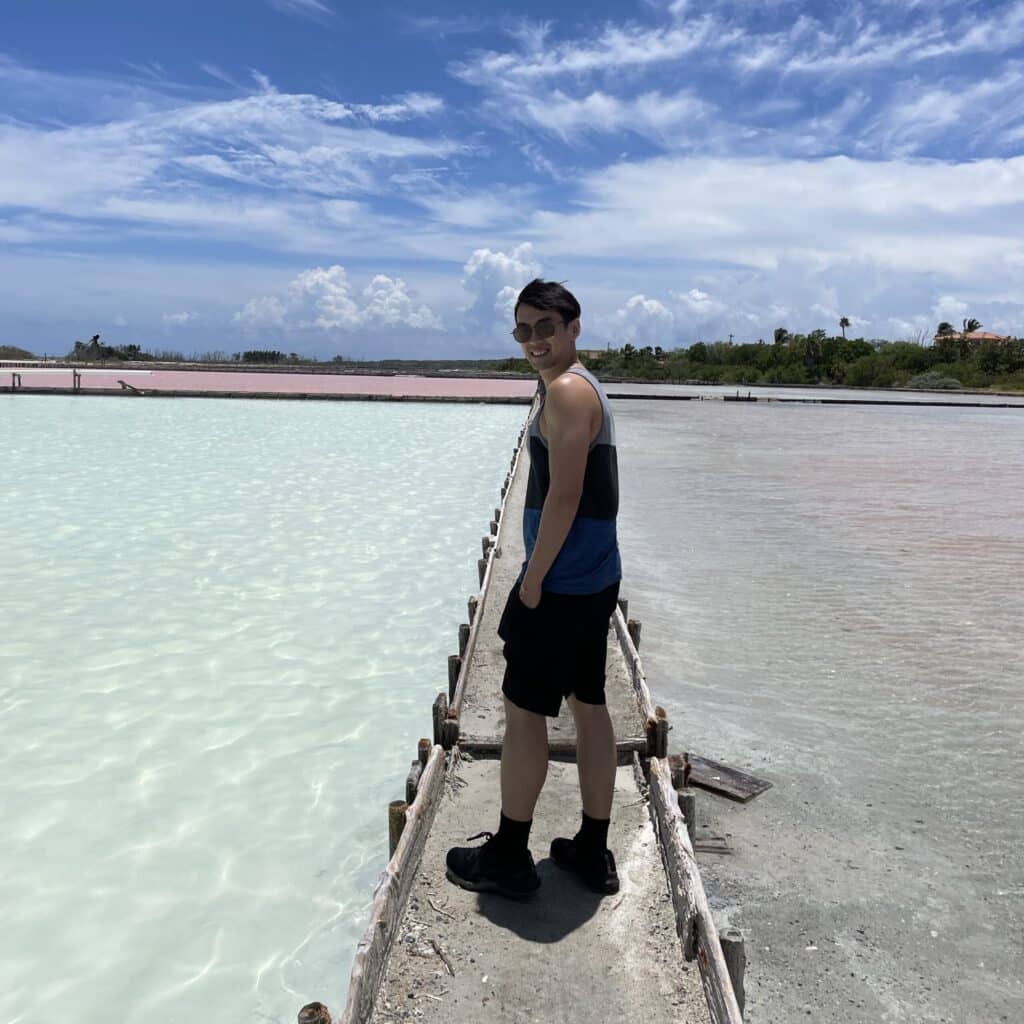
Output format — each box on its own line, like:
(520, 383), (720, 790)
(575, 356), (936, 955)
(2, 0), (1023, 359)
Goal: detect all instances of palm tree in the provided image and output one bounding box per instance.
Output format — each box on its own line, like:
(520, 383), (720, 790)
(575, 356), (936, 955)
(936, 322), (955, 336)
(962, 318), (982, 334)
(839, 316), (850, 339)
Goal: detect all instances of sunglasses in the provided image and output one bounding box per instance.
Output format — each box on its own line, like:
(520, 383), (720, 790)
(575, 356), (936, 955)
(511, 317), (563, 345)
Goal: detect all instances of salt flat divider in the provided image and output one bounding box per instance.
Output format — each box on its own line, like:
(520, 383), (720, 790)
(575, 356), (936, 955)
(324, 392), (745, 1024)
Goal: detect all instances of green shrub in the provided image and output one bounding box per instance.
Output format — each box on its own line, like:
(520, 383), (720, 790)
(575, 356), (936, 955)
(906, 371), (962, 390)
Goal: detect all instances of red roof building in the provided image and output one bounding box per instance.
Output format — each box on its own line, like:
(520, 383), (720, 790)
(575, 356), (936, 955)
(932, 330), (1013, 344)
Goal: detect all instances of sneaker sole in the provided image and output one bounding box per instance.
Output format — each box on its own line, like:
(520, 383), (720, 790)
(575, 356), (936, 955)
(445, 866), (541, 901)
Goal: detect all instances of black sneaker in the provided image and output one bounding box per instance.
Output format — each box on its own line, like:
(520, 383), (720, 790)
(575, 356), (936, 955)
(445, 830), (541, 900)
(550, 836), (620, 895)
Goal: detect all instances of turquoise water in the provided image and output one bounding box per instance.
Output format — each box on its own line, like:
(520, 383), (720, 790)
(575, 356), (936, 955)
(0, 396), (526, 1023)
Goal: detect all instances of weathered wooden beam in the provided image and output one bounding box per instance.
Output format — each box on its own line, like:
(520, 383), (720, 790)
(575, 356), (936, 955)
(405, 760), (422, 805)
(441, 707), (460, 749)
(387, 799), (407, 860)
(646, 704), (669, 759)
(668, 753), (772, 803)
(627, 617), (642, 650)
(457, 736), (644, 765)
(677, 787), (697, 842)
(647, 754), (744, 1024)
(340, 745), (446, 1024)
(720, 928), (746, 1017)
(432, 692), (448, 746)
(448, 654), (462, 701)
(297, 1001), (332, 1023)
(613, 603), (656, 723)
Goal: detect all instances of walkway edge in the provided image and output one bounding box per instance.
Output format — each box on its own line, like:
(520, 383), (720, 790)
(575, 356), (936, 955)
(449, 399), (536, 723)
(339, 744), (447, 1024)
(645, 753), (745, 1024)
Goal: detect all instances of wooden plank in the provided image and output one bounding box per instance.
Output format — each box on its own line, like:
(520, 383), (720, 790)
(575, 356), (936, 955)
(456, 736), (646, 765)
(339, 744), (446, 1024)
(669, 752), (772, 803)
(612, 607), (655, 722)
(647, 754), (744, 1024)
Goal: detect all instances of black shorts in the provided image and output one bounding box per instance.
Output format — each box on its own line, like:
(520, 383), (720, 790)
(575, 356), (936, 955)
(497, 576), (621, 718)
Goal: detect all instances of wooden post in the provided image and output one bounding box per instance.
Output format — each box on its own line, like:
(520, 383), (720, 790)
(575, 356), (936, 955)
(489, 519), (498, 535)
(468, 595), (478, 624)
(481, 535), (491, 558)
(677, 788), (697, 842)
(406, 760), (423, 804)
(388, 799), (407, 859)
(442, 707), (460, 749)
(478, 558), (487, 586)
(297, 1001), (332, 1023)
(448, 654), (462, 701)
(458, 623), (470, 657)
(627, 618), (642, 650)
(417, 737), (430, 766)
(647, 705), (669, 759)
(432, 692), (448, 746)
(720, 928), (746, 1017)
(494, 507), (501, 524)
(617, 597), (628, 621)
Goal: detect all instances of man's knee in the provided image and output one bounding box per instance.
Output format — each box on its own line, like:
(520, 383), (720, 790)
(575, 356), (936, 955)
(568, 693), (609, 724)
(503, 693), (546, 723)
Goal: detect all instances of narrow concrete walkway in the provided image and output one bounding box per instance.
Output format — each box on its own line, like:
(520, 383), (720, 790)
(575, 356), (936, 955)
(455, 419), (649, 762)
(365, 406), (710, 1024)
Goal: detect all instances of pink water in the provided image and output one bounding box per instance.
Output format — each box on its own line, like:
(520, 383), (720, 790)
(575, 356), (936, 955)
(5, 367), (535, 399)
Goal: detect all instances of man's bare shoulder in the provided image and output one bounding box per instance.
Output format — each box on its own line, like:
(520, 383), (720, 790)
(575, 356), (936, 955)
(547, 370), (600, 418)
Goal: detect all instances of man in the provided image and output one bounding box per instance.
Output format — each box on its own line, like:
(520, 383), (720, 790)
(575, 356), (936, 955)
(445, 278), (622, 900)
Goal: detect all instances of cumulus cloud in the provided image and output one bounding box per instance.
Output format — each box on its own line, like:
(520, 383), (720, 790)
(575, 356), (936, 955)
(233, 265), (441, 333)
(609, 294), (676, 347)
(460, 243), (542, 330)
(161, 311), (197, 327)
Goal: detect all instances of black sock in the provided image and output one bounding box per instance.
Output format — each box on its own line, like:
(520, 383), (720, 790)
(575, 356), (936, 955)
(574, 809), (610, 858)
(494, 809), (532, 860)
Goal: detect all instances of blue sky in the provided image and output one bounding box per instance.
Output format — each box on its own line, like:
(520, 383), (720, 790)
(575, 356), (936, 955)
(2, 0), (1023, 359)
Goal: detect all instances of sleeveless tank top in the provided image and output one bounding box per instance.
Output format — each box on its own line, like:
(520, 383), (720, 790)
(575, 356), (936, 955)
(519, 364), (622, 594)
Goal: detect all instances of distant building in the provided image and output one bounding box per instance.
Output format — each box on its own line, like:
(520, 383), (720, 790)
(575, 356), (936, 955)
(577, 348), (606, 359)
(933, 330), (1013, 344)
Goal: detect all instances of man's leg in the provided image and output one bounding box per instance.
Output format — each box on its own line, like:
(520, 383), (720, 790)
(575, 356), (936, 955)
(568, 693), (616, 818)
(501, 693), (549, 820)
(546, 693), (619, 893)
(444, 693), (546, 897)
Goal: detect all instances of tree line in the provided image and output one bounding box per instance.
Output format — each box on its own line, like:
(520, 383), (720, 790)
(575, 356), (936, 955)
(508, 325), (1023, 391)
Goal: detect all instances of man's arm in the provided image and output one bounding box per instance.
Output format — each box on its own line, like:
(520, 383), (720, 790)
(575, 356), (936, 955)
(523, 378), (593, 589)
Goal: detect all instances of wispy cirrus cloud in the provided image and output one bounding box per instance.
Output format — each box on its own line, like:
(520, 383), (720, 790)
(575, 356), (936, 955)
(451, 3), (1024, 161)
(266, 0), (333, 22)
(0, 58), (454, 251)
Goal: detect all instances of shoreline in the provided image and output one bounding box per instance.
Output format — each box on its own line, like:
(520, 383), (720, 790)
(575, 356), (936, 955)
(2, 358), (1022, 399)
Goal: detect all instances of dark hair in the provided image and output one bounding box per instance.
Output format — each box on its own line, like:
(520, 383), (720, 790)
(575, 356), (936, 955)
(514, 278), (581, 325)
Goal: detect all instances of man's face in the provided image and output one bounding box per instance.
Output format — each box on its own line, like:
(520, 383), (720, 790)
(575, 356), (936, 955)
(514, 304), (578, 370)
